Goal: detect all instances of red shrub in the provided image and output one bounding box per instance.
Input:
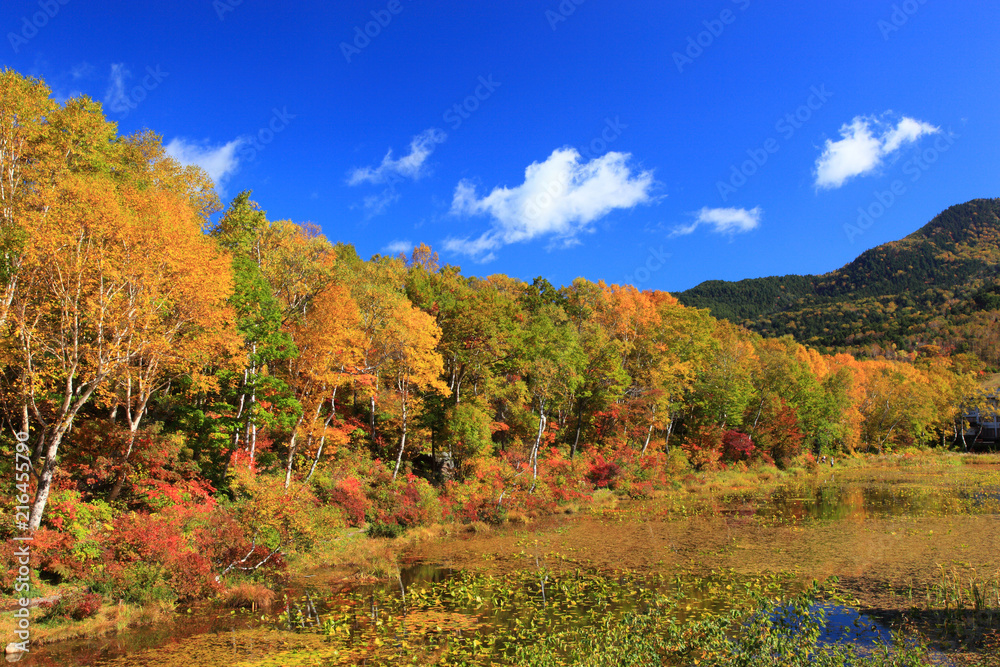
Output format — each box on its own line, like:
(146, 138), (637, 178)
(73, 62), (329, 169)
(756, 402), (805, 465)
(95, 505), (228, 601)
(327, 476), (370, 526)
(682, 425), (724, 471)
(722, 430), (755, 462)
(44, 590), (102, 621)
(586, 453), (622, 489)
(625, 480), (654, 499)
(366, 473), (440, 528)
(30, 527), (76, 580)
(538, 448), (590, 503)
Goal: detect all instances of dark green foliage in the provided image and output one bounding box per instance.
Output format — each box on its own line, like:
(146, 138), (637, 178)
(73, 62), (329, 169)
(677, 199), (1000, 358)
(365, 522), (406, 539)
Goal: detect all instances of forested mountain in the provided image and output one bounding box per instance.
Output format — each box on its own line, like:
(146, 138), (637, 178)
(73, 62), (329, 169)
(677, 199), (1000, 363)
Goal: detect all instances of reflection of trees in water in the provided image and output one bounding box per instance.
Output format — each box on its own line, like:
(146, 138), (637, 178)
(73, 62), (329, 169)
(842, 487), (867, 523)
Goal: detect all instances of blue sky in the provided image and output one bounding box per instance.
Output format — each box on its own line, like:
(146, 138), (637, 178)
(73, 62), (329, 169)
(3, 0), (999, 292)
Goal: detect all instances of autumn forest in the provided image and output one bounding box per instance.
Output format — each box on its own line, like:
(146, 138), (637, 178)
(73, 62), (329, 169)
(0, 69), (993, 639)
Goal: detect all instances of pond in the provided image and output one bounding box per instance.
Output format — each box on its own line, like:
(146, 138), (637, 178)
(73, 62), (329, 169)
(16, 461), (1000, 665)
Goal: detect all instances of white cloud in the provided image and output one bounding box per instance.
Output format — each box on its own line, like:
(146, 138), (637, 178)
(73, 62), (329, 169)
(672, 207), (762, 236)
(444, 147), (655, 260)
(164, 137), (243, 188)
(361, 189), (400, 218)
(882, 117), (940, 153)
(71, 62), (94, 80)
(348, 128), (447, 186)
(814, 114), (939, 189)
(383, 240), (413, 255)
(104, 63), (130, 110)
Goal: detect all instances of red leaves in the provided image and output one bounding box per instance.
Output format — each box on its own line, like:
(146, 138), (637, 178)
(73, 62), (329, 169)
(326, 476), (370, 526)
(722, 430), (755, 462)
(365, 471), (439, 528)
(586, 453), (622, 489)
(756, 401), (804, 465)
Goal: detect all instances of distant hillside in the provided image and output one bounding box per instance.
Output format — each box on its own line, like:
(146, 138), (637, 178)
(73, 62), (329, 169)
(676, 198), (1000, 363)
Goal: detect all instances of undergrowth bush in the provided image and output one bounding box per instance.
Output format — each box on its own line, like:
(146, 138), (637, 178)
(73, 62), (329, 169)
(40, 590), (103, 621)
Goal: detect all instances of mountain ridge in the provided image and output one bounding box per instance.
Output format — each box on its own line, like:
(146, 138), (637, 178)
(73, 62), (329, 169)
(675, 198), (1000, 360)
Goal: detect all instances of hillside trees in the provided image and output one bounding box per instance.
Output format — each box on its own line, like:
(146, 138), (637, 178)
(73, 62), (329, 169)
(630, 294), (713, 455)
(0, 70), (56, 332)
(282, 282), (366, 488)
(520, 302), (585, 489)
(0, 73), (237, 528)
(690, 320), (755, 431)
(854, 360), (933, 453)
(8, 174), (233, 529)
(382, 301), (448, 479)
(102, 188), (237, 501)
(210, 193), (299, 467)
(562, 280), (630, 458)
(406, 261), (522, 467)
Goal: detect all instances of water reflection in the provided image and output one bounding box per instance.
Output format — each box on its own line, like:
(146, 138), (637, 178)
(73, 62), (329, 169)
(721, 477), (998, 524)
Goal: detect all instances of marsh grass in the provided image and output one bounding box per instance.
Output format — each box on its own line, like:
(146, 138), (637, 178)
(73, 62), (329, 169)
(287, 524), (455, 582)
(0, 598), (176, 646)
(901, 567), (1000, 649)
(588, 487), (618, 510)
(220, 582), (277, 612)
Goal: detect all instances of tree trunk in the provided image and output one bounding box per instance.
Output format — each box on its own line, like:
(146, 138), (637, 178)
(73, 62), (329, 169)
(285, 395), (324, 489)
(305, 389), (337, 485)
(571, 399), (583, 460)
(28, 426), (68, 530)
(641, 423), (654, 456)
(529, 400), (546, 493)
(28, 375), (102, 530)
(641, 405), (657, 456)
(109, 382), (151, 502)
(232, 367), (249, 452)
(108, 425), (139, 502)
(393, 382), (408, 481)
(283, 416), (304, 490)
(751, 397), (765, 434)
